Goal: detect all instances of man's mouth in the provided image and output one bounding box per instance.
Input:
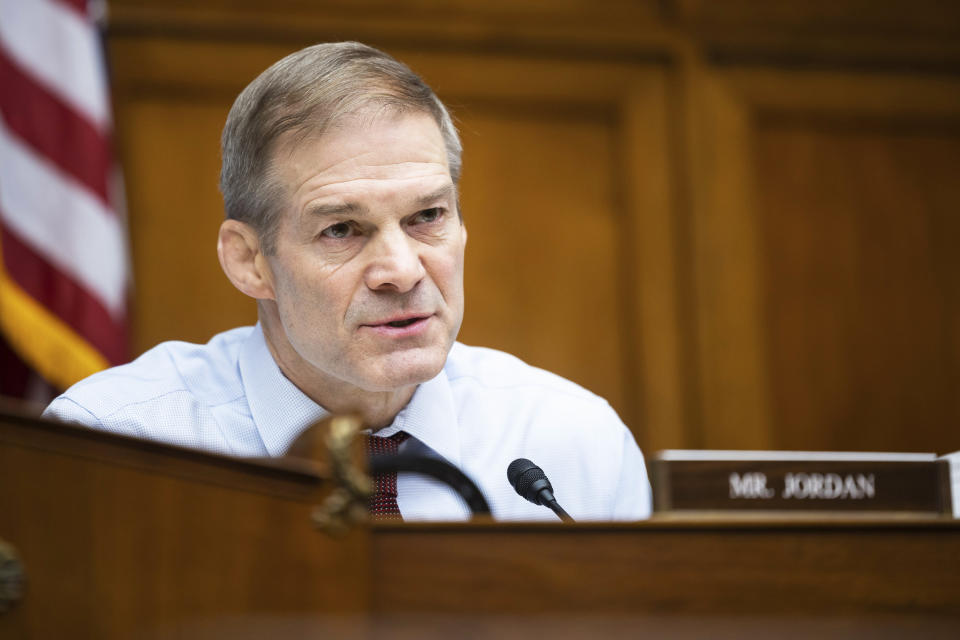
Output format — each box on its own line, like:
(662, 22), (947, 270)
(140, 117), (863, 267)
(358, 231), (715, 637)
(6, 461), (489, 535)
(389, 318), (420, 328)
(366, 314), (431, 329)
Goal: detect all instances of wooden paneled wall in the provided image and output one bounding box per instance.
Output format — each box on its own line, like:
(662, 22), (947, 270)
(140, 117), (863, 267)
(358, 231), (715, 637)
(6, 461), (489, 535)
(105, 0), (960, 454)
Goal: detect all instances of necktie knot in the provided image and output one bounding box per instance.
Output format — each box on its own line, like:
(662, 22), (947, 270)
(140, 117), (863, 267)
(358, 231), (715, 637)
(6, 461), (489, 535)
(366, 430), (410, 457)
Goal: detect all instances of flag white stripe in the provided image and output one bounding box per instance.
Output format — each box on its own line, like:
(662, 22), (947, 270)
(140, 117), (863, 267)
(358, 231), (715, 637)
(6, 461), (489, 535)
(0, 118), (126, 316)
(0, 0), (110, 131)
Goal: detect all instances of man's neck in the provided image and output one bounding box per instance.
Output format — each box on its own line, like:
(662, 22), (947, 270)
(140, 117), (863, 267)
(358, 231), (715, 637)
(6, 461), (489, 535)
(259, 318), (417, 431)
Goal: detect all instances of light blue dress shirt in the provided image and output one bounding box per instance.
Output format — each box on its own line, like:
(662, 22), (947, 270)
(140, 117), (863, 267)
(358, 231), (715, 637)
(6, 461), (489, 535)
(44, 324), (652, 521)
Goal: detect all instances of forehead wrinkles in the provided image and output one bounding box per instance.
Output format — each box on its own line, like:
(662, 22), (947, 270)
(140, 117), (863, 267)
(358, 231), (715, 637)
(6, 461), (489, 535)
(271, 111), (451, 228)
(305, 158), (449, 187)
(288, 141), (446, 201)
(281, 109), (445, 173)
(300, 167), (451, 202)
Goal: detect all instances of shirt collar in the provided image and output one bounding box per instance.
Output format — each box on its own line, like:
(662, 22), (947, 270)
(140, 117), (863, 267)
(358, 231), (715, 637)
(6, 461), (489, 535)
(369, 367), (462, 468)
(239, 323), (329, 457)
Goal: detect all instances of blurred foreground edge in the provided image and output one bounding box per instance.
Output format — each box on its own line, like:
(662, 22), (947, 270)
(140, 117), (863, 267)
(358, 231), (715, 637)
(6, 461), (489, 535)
(1, 408), (959, 639)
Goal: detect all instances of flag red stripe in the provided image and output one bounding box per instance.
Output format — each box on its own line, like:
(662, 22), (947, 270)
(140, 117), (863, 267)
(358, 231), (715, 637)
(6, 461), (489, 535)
(51, 0), (90, 18)
(0, 47), (113, 208)
(1, 223), (126, 365)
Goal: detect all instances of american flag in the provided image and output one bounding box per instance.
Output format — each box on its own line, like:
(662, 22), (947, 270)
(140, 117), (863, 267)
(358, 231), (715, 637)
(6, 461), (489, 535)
(0, 0), (128, 395)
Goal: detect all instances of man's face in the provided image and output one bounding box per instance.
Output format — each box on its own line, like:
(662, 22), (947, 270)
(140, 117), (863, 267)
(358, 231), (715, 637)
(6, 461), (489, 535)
(263, 111), (466, 393)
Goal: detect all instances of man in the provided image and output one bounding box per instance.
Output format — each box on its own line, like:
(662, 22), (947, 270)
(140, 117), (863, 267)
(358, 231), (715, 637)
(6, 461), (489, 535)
(44, 42), (652, 521)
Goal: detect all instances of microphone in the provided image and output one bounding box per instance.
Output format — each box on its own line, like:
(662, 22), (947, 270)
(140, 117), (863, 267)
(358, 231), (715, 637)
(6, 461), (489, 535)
(506, 458), (575, 522)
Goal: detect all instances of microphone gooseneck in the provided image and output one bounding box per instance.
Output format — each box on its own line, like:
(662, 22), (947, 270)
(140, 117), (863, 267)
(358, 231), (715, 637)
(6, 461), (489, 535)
(370, 452), (491, 516)
(506, 458), (574, 522)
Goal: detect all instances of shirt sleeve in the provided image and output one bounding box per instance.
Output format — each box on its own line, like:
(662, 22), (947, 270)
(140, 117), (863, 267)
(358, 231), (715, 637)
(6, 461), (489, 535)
(612, 427), (654, 520)
(42, 395), (106, 429)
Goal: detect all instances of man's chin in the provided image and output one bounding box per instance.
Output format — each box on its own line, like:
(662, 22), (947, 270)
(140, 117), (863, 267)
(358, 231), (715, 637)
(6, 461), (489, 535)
(358, 348), (448, 392)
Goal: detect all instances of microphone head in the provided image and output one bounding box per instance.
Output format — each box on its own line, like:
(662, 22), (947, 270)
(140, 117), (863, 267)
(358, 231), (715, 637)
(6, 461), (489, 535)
(507, 458), (554, 506)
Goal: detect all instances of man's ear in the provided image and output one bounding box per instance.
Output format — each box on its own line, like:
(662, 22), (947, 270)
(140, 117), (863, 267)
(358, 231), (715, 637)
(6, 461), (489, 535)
(217, 219), (275, 300)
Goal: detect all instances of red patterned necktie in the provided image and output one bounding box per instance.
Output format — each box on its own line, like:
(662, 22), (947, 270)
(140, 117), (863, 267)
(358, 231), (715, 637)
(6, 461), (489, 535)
(366, 431), (410, 521)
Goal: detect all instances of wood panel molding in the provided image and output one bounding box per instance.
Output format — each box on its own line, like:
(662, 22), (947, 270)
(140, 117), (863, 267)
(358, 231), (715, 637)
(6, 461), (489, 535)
(685, 65), (960, 450)
(676, 0), (960, 35)
(684, 62), (772, 449)
(106, 0), (960, 73)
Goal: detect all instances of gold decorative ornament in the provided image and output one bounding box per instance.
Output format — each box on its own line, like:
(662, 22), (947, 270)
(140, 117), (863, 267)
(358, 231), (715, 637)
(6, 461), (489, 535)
(312, 415), (374, 535)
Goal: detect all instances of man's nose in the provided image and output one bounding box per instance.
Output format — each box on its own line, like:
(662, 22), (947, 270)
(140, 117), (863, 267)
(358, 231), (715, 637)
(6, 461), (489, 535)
(364, 229), (425, 293)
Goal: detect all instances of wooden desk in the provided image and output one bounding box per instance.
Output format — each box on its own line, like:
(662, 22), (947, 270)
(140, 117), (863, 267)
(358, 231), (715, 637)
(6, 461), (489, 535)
(2, 411), (958, 638)
(370, 518), (960, 638)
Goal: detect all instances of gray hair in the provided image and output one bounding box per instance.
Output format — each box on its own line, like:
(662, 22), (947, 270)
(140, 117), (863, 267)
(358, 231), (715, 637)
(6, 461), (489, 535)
(219, 41), (462, 254)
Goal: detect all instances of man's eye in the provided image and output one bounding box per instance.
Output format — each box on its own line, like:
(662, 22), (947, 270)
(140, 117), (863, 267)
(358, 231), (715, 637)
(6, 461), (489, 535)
(412, 208), (443, 224)
(321, 222), (353, 239)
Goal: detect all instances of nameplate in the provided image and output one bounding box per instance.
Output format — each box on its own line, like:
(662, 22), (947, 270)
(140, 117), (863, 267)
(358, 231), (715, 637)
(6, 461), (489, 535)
(651, 450), (952, 514)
